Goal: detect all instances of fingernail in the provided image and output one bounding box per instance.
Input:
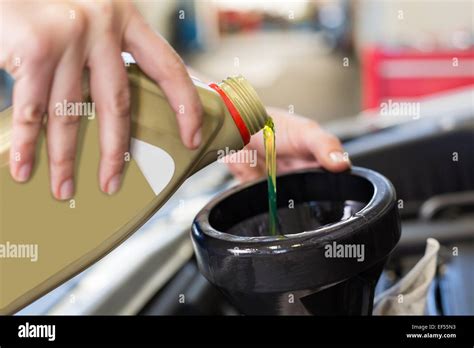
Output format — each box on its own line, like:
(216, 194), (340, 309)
(192, 129), (202, 149)
(329, 151), (347, 163)
(59, 178), (74, 200)
(16, 163), (32, 182)
(107, 174), (122, 195)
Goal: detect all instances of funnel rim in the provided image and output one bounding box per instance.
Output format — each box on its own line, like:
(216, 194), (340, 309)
(192, 166), (396, 246)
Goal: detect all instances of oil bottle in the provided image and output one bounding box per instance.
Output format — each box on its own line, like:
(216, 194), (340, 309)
(0, 63), (268, 314)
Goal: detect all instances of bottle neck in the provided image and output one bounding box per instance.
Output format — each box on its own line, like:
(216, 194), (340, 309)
(209, 76), (268, 144)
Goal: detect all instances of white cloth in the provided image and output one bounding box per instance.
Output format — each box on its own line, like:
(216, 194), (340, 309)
(373, 238), (440, 315)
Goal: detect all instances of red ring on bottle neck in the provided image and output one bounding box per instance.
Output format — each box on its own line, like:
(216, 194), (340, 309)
(209, 83), (251, 145)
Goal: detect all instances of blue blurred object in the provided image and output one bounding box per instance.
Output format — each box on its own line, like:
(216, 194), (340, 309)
(0, 69), (13, 110)
(172, 0), (202, 53)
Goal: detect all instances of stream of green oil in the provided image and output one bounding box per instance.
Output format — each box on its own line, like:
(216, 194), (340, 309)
(263, 117), (279, 236)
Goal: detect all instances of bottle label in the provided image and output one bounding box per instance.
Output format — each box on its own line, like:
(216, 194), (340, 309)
(191, 76), (214, 91)
(130, 138), (175, 195)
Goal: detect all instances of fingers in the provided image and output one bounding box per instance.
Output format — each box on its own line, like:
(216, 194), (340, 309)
(227, 161), (260, 183)
(124, 15), (203, 149)
(303, 126), (351, 172)
(45, 13), (89, 200)
(225, 149), (266, 182)
(277, 158), (321, 173)
(265, 109), (350, 172)
(46, 58), (84, 200)
(9, 66), (54, 183)
(88, 40), (130, 195)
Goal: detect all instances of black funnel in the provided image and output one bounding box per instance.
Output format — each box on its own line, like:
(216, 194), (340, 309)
(191, 167), (401, 315)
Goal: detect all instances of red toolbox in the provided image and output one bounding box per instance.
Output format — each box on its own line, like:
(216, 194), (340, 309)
(362, 47), (474, 110)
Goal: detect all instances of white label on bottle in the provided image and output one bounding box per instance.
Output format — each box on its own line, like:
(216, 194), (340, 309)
(130, 138), (175, 195)
(191, 77), (214, 91)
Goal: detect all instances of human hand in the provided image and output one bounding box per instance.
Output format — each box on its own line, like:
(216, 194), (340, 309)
(1, 0), (202, 199)
(227, 107), (350, 182)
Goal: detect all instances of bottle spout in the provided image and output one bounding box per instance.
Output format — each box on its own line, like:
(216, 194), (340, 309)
(211, 75), (268, 143)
